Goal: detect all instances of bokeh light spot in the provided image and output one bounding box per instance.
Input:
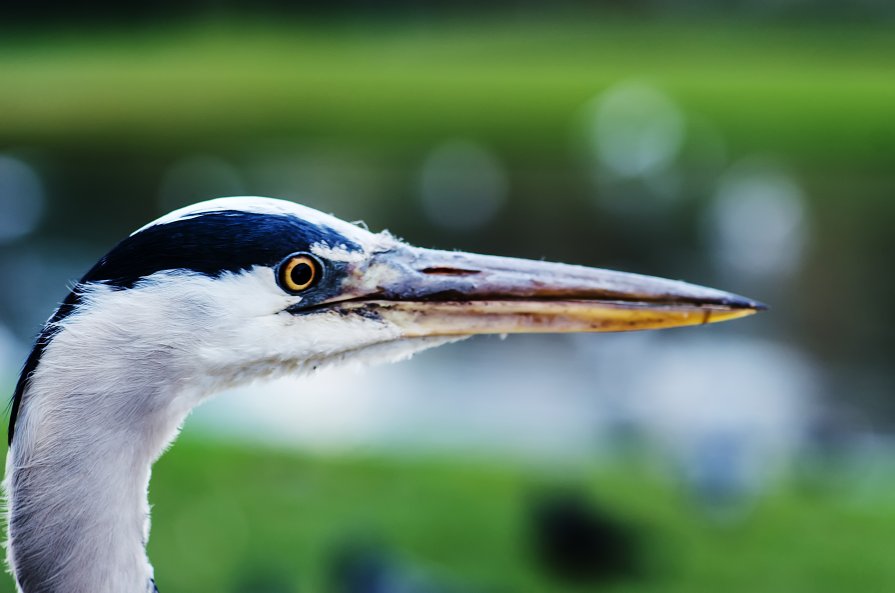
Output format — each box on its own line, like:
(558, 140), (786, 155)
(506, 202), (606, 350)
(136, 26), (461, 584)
(706, 159), (808, 278)
(590, 81), (685, 178)
(0, 155), (46, 243)
(419, 140), (508, 231)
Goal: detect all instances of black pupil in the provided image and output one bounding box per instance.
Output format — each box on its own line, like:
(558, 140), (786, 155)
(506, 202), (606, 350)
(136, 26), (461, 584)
(290, 261), (314, 287)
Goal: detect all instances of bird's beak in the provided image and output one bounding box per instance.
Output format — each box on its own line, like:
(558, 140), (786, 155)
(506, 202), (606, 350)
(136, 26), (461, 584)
(327, 245), (765, 337)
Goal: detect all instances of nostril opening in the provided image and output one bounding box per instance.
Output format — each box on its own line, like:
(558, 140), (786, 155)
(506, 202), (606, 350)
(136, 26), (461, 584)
(420, 267), (481, 276)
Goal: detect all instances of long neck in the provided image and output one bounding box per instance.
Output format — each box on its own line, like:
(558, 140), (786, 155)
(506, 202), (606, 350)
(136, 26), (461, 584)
(4, 330), (195, 593)
(6, 429), (156, 593)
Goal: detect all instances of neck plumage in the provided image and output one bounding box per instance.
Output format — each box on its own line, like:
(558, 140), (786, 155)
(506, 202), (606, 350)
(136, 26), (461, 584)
(3, 321), (195, 593)
(5, 422), (157, 593)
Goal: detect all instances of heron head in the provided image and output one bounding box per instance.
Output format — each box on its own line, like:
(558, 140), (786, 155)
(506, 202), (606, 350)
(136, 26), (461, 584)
(10, 197), (764, 443)
(121, 197), (762, 380)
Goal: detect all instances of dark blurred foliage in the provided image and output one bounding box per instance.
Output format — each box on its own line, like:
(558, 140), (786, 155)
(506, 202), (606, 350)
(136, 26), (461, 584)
(2, 0), (895, 25)
(529, 490), (643, 584)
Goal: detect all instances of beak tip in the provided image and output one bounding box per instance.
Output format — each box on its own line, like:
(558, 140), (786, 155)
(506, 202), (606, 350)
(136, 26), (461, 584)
(726, 295), (768, 312)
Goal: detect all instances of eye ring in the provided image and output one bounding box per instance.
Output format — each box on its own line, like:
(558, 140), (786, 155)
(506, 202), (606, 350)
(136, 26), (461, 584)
(277, 253), (322, 294)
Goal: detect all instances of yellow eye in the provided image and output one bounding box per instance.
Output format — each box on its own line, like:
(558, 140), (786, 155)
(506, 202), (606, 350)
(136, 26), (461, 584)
(279, 253), (320, 293)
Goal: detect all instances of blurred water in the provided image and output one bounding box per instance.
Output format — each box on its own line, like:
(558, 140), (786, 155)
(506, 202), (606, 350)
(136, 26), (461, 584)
(190, 329), (817, 497)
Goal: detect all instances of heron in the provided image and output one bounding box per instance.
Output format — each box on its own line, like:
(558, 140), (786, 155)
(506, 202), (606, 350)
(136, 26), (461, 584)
(2, 196), (762, 593)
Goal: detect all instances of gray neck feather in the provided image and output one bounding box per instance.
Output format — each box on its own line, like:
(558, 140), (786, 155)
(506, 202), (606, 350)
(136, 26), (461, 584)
(3, 310), (195, 593)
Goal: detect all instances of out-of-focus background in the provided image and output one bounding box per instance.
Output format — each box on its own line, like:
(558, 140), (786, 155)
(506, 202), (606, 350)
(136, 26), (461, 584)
(1, 2), (894, 591)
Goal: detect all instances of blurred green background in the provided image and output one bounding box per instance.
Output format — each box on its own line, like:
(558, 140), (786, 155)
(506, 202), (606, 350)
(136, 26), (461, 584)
(1, 2), (894, 592)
